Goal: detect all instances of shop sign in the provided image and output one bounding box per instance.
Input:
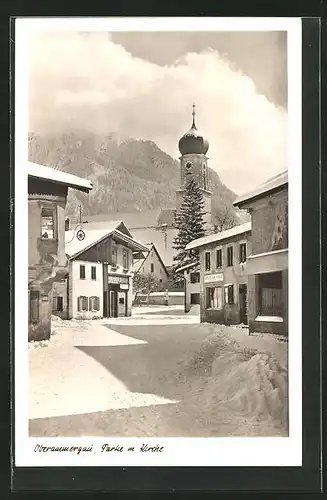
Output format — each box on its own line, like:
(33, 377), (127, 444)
(120, 284), (129, 290)
(204, 273), (223, 283)
(108, 275), (129, 285)
(108, 276), (120, 284)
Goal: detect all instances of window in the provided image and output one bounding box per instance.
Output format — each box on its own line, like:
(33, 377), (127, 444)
(119, 297), (125, 305)
(216, 248), (222, 268)
(239, 243), (247, 263)
(89, 296), (100, 311)
(150, 263), (154, 273)
(41, 208), (54, 239)
(224, 285), (234, 305)
(186, 161), (192, 171)
(206, 287), (223, 309)
(123, 249), (129, 269)
(77, 296), (88, 311)
(205, 251), (211, 271)
(53, 296), (63, 312)
(190, 272), (200, 284)
(111, 247), (117, 266)
(258, 272), (283, 316)
(29, 290), (39, 323)
(79, 265), (86, 279)
(91, 266), (96, 280)
(227, 246), (233, 267)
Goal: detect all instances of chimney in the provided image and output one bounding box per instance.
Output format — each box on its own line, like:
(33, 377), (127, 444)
(65, 218), (70, 231)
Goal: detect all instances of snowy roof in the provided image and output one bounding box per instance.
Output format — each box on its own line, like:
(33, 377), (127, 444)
(68, 210), (178, 266)
(28, 161), (93, 193)
(65, 220), (149, 259)
(132, 243), (169, 276)
(130, 227), (177, 267)
(186, 222), (252, 250)
(83, 209), (162, 228)
(176, 261), (199, 273)
(234, 170), (288, 207)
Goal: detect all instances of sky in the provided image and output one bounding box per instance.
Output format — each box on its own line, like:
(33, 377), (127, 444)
(28, 30), (288, 194)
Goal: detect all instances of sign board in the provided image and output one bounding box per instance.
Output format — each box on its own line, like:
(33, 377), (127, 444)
(120, 284), (129, 290)
(204, 273), (223, 283)
(108, 275), (129, 285)
(108, 276), (120, 284)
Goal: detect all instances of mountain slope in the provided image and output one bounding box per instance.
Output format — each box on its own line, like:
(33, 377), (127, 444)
(28, 131), (239, 224)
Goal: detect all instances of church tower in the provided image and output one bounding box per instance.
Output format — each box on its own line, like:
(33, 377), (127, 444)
(176, 104), (212, 229)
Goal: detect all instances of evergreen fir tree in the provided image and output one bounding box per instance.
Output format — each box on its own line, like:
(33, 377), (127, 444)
(172, 177), (206, 286)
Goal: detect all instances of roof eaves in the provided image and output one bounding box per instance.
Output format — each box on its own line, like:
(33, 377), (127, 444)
(28, 162), (93, 193)
(68, 230), (115, 260)
(234, 172), (288, 207)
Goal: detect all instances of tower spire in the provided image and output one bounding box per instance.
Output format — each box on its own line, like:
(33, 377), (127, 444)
(192, 103), (196, 128)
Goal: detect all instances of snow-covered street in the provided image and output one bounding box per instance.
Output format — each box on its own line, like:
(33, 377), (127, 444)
(29, 306), (288, 437)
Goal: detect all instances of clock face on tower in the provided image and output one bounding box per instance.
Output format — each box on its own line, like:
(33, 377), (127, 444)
(185, 162), (192, 174)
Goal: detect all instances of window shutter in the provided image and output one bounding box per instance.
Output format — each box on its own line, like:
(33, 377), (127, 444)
(224, 286), (228, 305)
(89, 297), (92, 311)
(77, 296), (81, 311)
(96, 296), (100, 311)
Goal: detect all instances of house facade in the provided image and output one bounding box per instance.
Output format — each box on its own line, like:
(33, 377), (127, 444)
(133, 243), (169, 291)
(28, 162), (92, 341)
(53, 221), (148, 319)
(186, 222), (252, 325)
(176, 261), (200, 313)
(234, 171), (288, 335)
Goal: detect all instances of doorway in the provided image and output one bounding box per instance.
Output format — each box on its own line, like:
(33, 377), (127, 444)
(239, 284), (248, 324)
(109, 289), (118, 318)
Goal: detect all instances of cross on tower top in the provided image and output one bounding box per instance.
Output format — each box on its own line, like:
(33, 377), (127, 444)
(192, 103), (196, 127)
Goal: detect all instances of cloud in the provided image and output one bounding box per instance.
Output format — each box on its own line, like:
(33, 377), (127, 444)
(28, 32), (287, 194)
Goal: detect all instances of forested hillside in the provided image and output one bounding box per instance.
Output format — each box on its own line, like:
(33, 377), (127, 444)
(28, 131), (239, 225)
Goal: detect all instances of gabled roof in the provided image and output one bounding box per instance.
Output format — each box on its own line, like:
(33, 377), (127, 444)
(28, 161), (93, 193)
(234, 170), (288, 207)
(186, 222), (251, 250)
(130, 227), (178, 267)
(65, 220), (148, 259)
(132, 243), (169, 276)
(76, 220), (133, 238)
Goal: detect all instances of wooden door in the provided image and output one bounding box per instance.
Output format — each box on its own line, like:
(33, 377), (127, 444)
(239, 284), (248, 325)
(109, 290), (118, 318)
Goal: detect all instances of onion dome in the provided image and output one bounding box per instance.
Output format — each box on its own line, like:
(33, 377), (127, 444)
(178, 104), (209, 156)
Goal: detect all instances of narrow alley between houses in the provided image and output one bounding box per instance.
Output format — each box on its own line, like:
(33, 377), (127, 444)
(29, 306), (288, 438)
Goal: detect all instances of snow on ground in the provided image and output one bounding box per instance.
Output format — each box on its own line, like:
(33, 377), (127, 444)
(29, 315), (178, 420)
(178, 327), (288, 436)
(29, 307), (288, 437)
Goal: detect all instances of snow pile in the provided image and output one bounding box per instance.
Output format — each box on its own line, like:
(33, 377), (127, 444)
(181, 330), (288, 435)
(207, 350), (288, 424)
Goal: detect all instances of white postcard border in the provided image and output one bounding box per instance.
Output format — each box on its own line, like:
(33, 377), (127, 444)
(14, 16), (302, 467)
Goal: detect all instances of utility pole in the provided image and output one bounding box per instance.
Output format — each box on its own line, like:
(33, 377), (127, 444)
(79, 204), (82, 224)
